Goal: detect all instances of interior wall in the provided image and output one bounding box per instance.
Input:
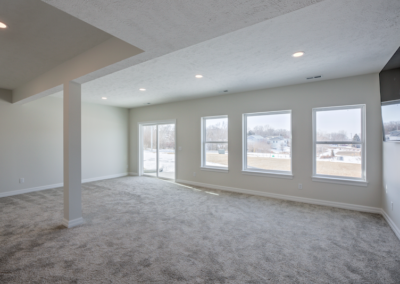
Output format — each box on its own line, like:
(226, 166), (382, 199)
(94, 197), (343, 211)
(0, 96), (128, 195)
(129, 73), (382, 209)
(382, 142), (400, 233)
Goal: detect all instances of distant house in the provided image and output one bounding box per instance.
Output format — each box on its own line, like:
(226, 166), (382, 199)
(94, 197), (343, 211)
(388, 130), (400, 141)
(247, 135), (265, 141)
(267, 136), (289, 149)
(352, 133), (361, 148)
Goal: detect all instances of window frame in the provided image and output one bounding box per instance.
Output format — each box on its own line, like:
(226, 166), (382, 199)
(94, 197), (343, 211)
(242, 110), (293, 178)
(312, 104), (367, 186)
(201, 115), (229, 172)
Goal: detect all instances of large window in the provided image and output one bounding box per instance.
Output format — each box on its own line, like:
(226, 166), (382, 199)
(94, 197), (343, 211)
(243, 110), (292, 176)
(201, 116), (228, 170)
(312, 105), (366, 183)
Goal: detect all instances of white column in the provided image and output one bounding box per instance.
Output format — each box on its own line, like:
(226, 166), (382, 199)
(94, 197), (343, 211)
(62, 81), (83, 228)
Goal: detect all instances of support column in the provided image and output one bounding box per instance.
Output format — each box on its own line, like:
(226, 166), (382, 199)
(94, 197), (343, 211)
(62, 81), (83, 228)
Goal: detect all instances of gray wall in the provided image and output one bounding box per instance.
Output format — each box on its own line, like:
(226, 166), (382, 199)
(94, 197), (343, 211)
(129, 73), (382, 208)
(0, 96), (128, 195)
(382, 142), (400, 231)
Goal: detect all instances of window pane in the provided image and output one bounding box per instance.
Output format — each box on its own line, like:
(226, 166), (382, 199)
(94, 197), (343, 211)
(316, 108), (361, 142)
(142, 125), (157, 177)
(206, 118), (228, 142)
(316, 144), (362, 178)
(382, 102), (400, 141)
(246, 113), (291, 172)
(158, 124), (175, 179)
(205, 143), (228, 168)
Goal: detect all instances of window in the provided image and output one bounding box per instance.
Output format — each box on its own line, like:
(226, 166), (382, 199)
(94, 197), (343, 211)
(312, 105), (366, 184)
(201, 116), (228, 170)
(243, 110), (292, 177)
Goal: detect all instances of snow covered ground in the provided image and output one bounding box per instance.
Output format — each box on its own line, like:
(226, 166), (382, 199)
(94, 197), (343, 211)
(143, 149), (175, 176)
(317, 147), (361, 164)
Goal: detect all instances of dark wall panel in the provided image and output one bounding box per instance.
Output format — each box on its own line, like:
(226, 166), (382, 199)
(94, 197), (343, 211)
(380, 68), (400, 102)
(380, 46), (400, 102)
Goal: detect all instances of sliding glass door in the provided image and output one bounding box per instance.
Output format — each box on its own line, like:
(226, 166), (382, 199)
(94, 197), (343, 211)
(140, 121), (176, 180)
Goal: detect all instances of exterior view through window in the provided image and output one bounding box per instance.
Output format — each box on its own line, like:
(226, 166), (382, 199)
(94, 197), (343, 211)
(141, 122), (175, 179)
(201, 116), (228, 169)
(313, 105), (365, 180)
(243, 111), (292, 174)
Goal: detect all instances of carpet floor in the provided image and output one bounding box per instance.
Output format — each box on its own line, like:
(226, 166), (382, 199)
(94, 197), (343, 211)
(0, 176), (399, 283)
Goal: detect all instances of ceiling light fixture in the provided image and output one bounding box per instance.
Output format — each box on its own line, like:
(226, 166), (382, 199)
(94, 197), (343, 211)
(292, 51), (304, 58)
(102, 97), (107, 100)
(195, 75), (203, 78)
(0, 22), (7, 29)
(139, 88), (146, 91)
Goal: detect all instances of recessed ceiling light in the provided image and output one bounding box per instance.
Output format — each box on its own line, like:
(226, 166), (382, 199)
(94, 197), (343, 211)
(102, 97), (107, 100)
(139, 88), (146, 91)
(195, 75), (203, 78)
(0, 22), (7, 29)
(292, 51), (304, 58)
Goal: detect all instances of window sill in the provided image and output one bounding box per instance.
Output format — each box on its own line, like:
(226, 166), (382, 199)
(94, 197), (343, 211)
(242, 170), (293, 179)
(201, 167), (229, 173)
(312, 176), (368, 187)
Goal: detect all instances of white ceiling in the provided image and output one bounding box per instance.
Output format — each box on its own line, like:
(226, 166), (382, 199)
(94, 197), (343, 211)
(0, 0), (111, 89)
(45, 0), (400, 108)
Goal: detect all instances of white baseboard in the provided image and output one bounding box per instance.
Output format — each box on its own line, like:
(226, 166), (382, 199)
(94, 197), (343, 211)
(128, 172), (138, 176)
(381, 209), (400, 241)
(0, 182), (64, 198)
(82, 172), (128, 183)
(62, 217), (84, 228)
(175, 179), (381, 214)
(0, 173), (128, 198)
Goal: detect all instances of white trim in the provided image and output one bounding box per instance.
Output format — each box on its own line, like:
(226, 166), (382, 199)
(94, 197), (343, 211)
(242, 110), (292, 175)
(201, 115), (229, 169)
(201, 167), (229, 173)
(312, 176), (368, 187)
(62, 217), (84, 228)
(137, 119), (177, 126)
(0, 173), (128, 198)
(175, 179), (381, 214)
(381, 209), (400, 241)
(242, 170), (293, 179)
(312, 104), (367, 182)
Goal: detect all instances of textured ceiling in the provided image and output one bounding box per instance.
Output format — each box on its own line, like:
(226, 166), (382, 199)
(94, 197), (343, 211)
(49, 0), (400, 108)
(43, 0), (400, 108)
(0, 0), (111, 89)
(43, 0), (326, 102)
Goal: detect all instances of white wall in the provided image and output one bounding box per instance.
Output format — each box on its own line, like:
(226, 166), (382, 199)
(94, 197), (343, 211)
(0, 96), (128, 195)
(382, 142), (400, 235)
(129, 74), (382, 209)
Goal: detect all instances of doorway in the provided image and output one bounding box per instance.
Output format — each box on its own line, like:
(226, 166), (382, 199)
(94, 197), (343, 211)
(139, 120), (176, 180)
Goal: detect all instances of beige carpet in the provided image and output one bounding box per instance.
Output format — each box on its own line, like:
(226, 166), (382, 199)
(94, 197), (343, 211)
(0, 176), (399, 283)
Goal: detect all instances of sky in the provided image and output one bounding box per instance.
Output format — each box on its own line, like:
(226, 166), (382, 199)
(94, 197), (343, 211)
(316, 108), (361, 135)
(206, 117), (227, 128)
(382, 103), (400, 123)
(247, 113), (290, 130)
